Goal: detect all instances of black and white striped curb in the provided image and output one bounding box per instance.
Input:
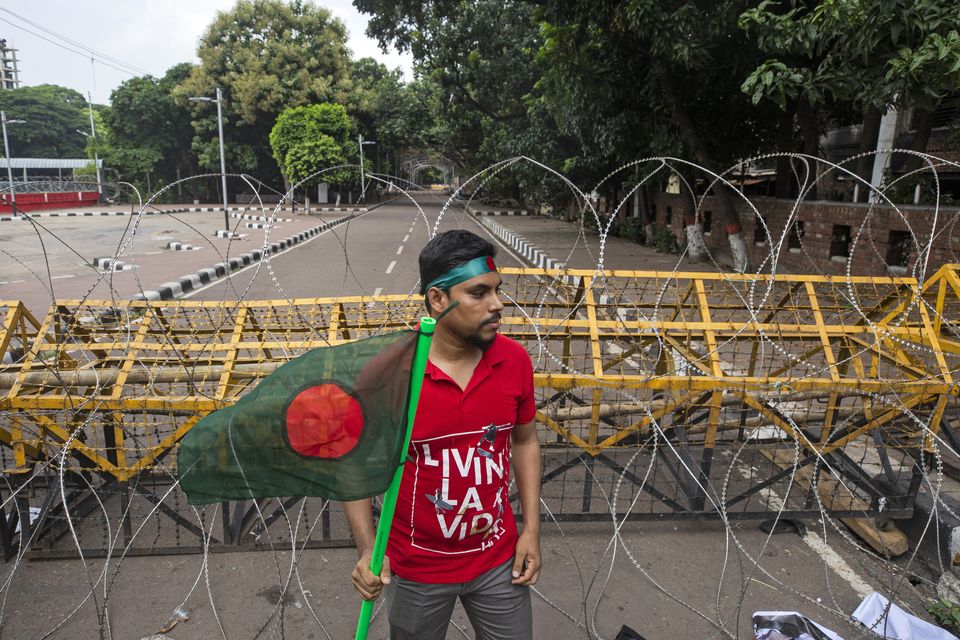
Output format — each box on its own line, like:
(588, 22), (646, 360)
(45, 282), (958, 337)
(0, 205), (368, 221)
(165, 242), (202, 251)
(244, 222), (277, 230)
(478, 218), (566, 272)
(1, 208), (197, 220)
(135, 214), (358, 301)
(477, 218), (630, 318)
(471, 209), (532, 216)
(215, 230), (246, 239)
(91, 257), (135, 272)
(232, 213), (293, 222)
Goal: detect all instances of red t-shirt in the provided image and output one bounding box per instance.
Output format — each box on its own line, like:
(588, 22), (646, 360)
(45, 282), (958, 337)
(386, 333), (536, 583)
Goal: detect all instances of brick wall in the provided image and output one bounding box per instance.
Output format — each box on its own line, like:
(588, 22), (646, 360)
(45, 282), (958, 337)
(926, 129), (960, 165)
(651, 193), (960, 276)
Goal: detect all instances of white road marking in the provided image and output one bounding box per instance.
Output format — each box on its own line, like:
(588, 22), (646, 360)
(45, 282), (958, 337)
(144, 251), (163, 255)
(183, 210), (373, 299)
(51, 275), (75, 280)
(367, 287), (383, 309)
(735, 466), (874, 598)
(403, 234), (409, 242)
(396, 246), (403, 255)
(800, 531), (873, 599)
(385, 260), (397, 274)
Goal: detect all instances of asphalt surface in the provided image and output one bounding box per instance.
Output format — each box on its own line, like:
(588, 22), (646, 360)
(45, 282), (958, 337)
(0, 195), (953, 639)
(186, 194), (526, 302)
(0, 203), (354, 313)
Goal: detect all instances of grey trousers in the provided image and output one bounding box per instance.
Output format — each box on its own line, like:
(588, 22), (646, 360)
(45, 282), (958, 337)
(385, 559), (533, 640)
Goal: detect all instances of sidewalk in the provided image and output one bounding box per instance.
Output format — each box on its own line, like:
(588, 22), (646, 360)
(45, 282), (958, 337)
(474, 212), (720, 272)
(4, 521), (928, 639)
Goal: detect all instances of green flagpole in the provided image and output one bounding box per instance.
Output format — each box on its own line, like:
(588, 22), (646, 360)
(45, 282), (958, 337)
(355, 316), (435, 640)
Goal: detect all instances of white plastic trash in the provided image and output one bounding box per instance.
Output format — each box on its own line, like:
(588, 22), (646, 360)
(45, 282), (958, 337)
(753, 611), (845, 640)
(851, 592), (958, 640)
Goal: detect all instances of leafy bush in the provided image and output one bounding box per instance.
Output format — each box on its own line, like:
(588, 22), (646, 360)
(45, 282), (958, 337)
(618, 218), (646, 243)
(652, 228), (681, 253)
(881, 171), (958, 207)
(927, 598), (960, 631)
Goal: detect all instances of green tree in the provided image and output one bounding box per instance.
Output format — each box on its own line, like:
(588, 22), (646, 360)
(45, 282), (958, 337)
(356, 0), (549, 183)
(359, 0), (781, 269)
(386, 78), (451, 155)
(740, 0), (960, 197)
(285, 137), (354, 187)
(532, 0), (781, 269)
(0, 85), (87, 157)
(270, 103), (355, 190)
(345, 57), (398, 133)
(177, 0), (354, 182)
(104, 63), (198, 197)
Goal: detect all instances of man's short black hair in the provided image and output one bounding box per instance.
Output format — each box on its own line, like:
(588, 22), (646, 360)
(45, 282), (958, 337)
(419, 230), (497, 294)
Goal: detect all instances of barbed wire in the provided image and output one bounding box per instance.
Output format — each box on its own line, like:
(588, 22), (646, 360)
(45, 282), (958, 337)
(0, 150), (958, 638)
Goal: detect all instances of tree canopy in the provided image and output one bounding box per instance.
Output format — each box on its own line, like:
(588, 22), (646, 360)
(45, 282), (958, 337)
(6, 0), (957, 216)
(176, 0), (355, 178)
(0, 85), (88, 158)
(100, 63), (197, 194)
(741, 0), (960, 112)
(270, 103), (356, 187)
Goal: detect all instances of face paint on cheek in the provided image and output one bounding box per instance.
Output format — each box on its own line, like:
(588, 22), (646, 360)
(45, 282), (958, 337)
(435, 300), (460, 322)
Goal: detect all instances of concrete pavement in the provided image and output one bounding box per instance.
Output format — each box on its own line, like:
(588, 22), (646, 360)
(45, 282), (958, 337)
(0, 204), (368, 313)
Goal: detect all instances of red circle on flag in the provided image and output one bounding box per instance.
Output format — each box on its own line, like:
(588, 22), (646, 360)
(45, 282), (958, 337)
(285, 383), (363, 458)
(485, 256), (496, 271)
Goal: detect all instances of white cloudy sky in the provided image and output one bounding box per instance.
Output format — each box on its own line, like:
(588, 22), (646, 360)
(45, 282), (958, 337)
(0, 0), (412, 104)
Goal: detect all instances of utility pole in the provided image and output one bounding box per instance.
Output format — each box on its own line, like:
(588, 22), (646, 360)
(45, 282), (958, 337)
(358, 134), (376, 203)
(1, 110), (25, 212)
(190, 87), (230, 230)
(87, 92), (102, 202)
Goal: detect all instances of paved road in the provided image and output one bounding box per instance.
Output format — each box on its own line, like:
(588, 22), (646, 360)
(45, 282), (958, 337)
(188, 195), (526, 302)
(0, 205), (350, 313)
(5, 521), (924, 640)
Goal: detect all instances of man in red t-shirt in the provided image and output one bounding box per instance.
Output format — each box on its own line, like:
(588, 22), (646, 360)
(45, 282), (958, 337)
(345, 230), (541, 639)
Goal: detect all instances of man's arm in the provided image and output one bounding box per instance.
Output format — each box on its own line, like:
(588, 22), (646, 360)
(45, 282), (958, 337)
(510, 421), (541, 585)
(343, 498), (391, 600)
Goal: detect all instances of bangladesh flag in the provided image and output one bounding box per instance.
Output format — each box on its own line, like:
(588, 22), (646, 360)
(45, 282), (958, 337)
(178, 330), (419, 504)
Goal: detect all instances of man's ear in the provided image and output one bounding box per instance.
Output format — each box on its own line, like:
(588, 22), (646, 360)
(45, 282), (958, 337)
(426, 287), (448, 316)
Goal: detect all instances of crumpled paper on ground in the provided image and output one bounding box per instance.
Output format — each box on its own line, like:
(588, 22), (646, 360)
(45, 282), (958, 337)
(753, 611), (844, 640)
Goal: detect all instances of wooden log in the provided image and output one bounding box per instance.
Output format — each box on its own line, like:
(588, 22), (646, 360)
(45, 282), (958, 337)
(0, 362), (278, 389)
(761, 448), (908, 557)
(546, 389), (902, 422)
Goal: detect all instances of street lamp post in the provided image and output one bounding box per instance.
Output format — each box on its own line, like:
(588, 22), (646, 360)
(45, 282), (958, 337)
(75, 129), (102, 201)
(87, 92), (103, 202)
(1, 110), (25, 212)
(189, 87), (229, 230)
(358, 134), (376, 203)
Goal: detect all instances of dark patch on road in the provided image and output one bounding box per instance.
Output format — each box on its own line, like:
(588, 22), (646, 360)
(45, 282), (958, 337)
(257, 585), (296, 605)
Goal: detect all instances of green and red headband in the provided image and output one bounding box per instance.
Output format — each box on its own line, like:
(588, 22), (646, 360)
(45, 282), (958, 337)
(424, 255), (497, 292)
